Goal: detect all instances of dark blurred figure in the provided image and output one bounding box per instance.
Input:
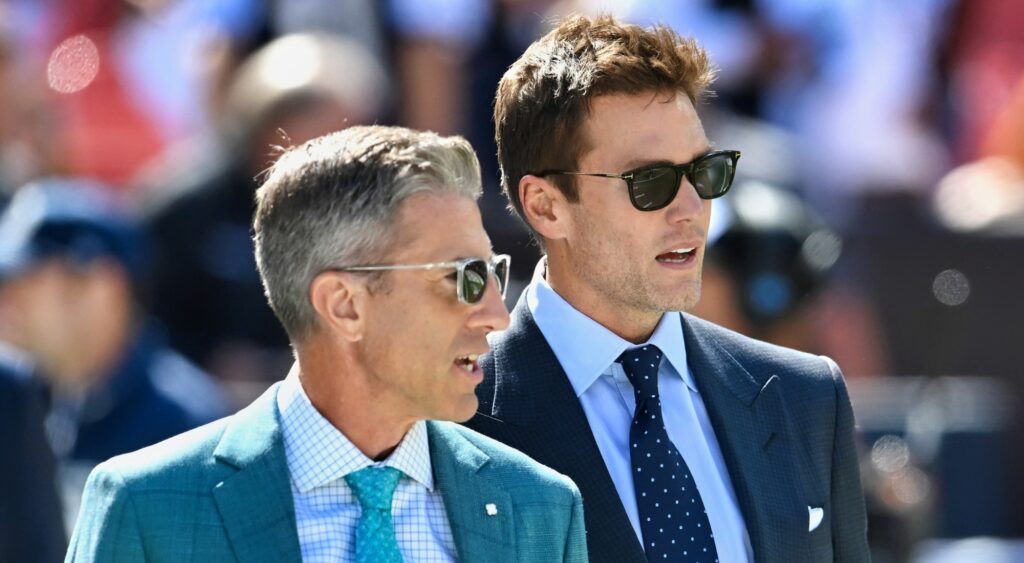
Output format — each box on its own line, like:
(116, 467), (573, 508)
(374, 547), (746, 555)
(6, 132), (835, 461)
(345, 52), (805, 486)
(692, 179), (842, 348)
(0, 345), (66, 563)
(0, 178), (228, 528)
(143, 33), (389, 393)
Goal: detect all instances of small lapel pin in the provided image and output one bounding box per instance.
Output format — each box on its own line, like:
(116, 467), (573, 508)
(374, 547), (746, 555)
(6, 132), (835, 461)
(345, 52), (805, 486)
(485, 503), (498, 516)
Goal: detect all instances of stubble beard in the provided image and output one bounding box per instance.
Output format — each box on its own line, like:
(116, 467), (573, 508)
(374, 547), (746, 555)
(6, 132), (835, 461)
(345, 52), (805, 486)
(571, 207), (705, 322)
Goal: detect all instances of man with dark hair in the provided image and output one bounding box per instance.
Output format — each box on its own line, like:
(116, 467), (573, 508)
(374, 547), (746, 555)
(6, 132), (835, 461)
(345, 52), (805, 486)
(466, 14), (869, 562)
(68, 126), (587, 562)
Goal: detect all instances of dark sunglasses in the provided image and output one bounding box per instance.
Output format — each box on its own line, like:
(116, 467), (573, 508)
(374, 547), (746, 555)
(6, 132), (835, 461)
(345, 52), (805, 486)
(539, 150), (741, 211)
(332, 254), (510, 305)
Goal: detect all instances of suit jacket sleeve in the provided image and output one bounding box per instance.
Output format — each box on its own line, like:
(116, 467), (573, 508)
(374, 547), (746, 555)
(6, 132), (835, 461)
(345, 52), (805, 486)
(66, 465), (146, 563)
(825, 357), (870, 561)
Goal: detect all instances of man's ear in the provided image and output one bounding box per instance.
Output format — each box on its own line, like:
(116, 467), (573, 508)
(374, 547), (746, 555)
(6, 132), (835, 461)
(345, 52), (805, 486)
(309, 271), (366, 342)
(520, 175), (571, 241)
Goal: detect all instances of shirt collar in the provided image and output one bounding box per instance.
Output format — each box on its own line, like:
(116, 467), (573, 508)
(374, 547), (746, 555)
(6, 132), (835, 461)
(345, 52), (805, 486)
(277, 366), (435, 493)
(527, 258), (695, 396)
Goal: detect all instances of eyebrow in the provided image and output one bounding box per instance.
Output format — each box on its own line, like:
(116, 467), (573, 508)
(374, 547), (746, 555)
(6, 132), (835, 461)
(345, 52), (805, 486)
(619, 144), (715, 172)
(426, 251), (496, 264)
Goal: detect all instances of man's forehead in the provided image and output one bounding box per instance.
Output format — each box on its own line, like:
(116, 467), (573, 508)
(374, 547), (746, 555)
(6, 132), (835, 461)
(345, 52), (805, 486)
(388, 192), (492, 261)
(579, 92), (709, 166)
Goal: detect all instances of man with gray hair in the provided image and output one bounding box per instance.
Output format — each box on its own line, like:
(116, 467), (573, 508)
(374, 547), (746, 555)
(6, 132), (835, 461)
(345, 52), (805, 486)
(67, 126), (588, 562)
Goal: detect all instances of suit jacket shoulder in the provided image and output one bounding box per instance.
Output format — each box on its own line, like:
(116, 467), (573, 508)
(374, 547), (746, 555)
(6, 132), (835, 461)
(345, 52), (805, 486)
(82, 417), (231, 488)
(67, 385), (302, 563)
(680, 312), (844, 409)
(428, 421), (588, 563)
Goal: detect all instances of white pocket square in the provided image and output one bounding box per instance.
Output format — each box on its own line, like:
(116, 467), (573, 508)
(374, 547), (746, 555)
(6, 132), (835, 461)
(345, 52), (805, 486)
(808, 506), (824, 532)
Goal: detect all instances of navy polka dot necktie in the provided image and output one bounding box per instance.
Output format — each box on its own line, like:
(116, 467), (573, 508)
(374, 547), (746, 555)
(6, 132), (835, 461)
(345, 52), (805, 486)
(618, 345), (719, 562)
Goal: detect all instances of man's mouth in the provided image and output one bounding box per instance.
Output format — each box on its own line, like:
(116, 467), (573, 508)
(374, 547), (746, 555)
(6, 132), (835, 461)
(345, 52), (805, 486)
(655, 247), (697, 263)
(454, 354), (480, 372)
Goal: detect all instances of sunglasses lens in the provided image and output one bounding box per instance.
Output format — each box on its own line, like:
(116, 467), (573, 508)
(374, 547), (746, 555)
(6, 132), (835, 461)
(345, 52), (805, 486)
(462, 260), (488, 303)
(629, 166), (679, 210)
(690, 153), (736, 199)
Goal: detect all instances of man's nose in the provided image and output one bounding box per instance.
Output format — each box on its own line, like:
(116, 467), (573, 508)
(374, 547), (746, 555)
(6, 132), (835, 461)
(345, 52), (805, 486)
(473, 274), (511, 333)
(664, 176), (705, 224)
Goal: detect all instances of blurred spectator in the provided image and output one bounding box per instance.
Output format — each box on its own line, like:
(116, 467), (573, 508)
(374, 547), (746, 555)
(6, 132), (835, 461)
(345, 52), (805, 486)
(270, 0), (386, 61)
(390, 0), (497, 136)
(931, 73), (1024, 235)
(142, 33), (389, 392)
(755, 0), (953, 224)
(1, 0), (265, 191)
(692, 179), (841, 347)
(0, 344), (66, 563)
(943, 0), (1024, 162)
(0, 178), (228, 529)
(0, 8), (60, 198)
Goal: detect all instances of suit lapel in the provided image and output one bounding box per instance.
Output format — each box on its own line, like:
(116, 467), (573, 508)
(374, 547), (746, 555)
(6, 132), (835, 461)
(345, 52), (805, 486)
(428, 421), (515, 562)
(211, 384), (302, 563)
(681, 314), (807, 562)
(488, 300), (647, 563)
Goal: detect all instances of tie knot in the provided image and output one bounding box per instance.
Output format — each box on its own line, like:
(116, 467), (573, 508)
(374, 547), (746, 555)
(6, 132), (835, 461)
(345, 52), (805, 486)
(617, 344), (663, 398)
(344, 466), (403, 511)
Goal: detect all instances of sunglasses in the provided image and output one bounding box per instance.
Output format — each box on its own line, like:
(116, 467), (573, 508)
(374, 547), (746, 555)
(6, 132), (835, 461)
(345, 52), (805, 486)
(333, 254), (510, 305)
(540, 150), (741, 211)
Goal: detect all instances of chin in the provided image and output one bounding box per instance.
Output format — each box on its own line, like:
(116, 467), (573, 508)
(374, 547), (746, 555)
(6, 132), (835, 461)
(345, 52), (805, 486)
(436, 395), (480, 423)
(666, 280), (702, 311)
(655, 290), (701, 313)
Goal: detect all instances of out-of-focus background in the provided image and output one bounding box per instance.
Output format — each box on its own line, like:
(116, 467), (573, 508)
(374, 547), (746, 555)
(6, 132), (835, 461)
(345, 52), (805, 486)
(0, 0), (1020, 561)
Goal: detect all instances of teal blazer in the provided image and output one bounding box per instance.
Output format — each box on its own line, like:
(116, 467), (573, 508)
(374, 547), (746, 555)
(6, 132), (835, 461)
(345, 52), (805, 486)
(66, 383), (588, 562)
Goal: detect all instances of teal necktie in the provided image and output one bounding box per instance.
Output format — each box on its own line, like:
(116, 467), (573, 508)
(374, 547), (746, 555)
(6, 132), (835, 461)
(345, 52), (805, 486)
(345, 466), (404, 563)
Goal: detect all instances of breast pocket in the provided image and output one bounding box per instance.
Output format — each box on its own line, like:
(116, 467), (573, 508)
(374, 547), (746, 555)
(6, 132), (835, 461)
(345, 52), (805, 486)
(806, 500), (833, 561)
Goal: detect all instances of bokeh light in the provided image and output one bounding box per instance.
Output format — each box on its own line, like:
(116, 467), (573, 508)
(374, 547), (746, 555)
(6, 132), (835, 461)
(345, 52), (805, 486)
(871, 434), (911, 474)
(932, 269), (971, 307)
(46, 35), (100, 94)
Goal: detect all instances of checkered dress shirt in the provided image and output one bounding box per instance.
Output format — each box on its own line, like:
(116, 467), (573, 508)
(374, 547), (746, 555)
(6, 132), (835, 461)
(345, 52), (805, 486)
(277, 373), (458, 562)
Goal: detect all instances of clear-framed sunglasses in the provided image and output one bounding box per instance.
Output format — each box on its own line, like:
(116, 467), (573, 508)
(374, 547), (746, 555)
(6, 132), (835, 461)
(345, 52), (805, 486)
(332, 254), (510, 305)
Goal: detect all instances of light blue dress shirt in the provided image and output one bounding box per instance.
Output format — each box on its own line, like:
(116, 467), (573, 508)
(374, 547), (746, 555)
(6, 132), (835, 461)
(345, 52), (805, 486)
(277, 370), (458, 562)
(528, 274), (753, 562)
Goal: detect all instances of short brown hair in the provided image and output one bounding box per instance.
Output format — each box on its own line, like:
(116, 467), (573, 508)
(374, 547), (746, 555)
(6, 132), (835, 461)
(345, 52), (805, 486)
(494, 14), (716, 236)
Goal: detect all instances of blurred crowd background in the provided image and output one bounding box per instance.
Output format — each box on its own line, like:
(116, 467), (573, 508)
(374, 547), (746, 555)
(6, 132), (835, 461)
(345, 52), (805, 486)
(0, 0), (1022, 561)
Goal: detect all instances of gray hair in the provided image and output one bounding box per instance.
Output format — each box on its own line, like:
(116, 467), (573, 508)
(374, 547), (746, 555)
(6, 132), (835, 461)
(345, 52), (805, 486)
(253, 125), (482, 342)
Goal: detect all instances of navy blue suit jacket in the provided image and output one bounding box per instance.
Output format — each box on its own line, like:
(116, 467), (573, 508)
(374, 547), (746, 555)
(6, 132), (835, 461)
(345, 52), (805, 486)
(466, 297), (869, 562)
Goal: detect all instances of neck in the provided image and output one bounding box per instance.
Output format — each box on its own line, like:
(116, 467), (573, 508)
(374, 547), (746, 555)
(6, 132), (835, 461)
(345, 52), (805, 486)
(295, 343), (417, 461)
(543, 253), (660, 344)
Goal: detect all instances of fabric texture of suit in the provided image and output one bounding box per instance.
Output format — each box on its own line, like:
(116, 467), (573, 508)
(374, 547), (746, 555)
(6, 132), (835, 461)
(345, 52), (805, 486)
(67, 382), (588, 563)
(466, 297), (869, 563)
